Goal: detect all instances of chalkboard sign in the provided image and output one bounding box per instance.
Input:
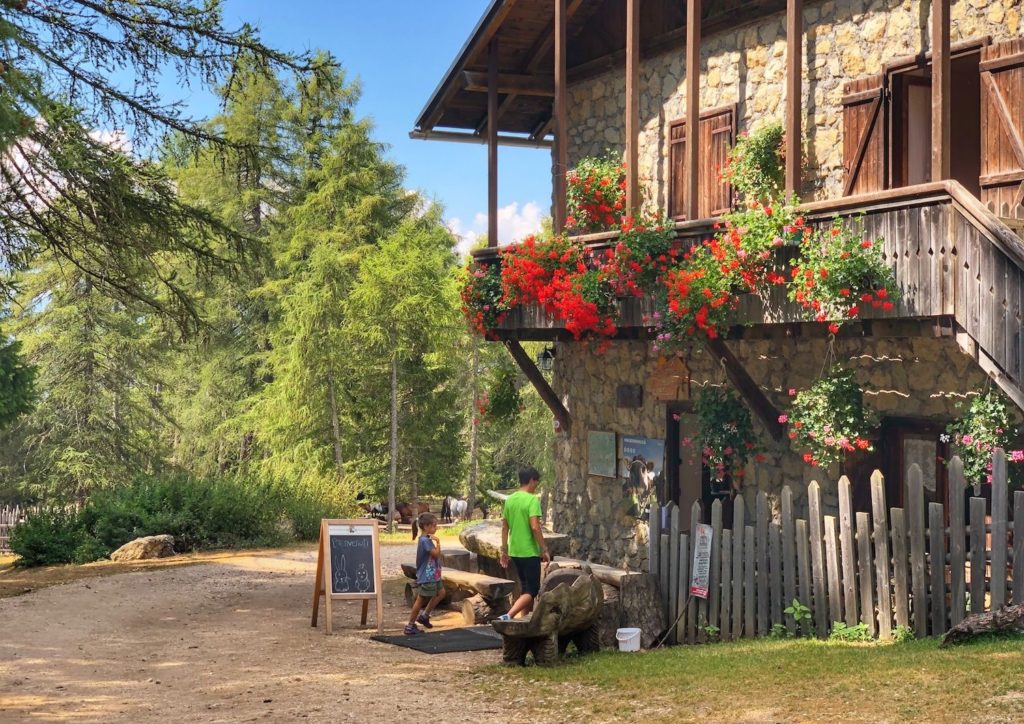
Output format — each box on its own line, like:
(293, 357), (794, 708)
(312, 519), (383, 634)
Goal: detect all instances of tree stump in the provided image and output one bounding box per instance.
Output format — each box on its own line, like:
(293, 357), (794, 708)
(461, 594), (510, 625)
(941, 603), (1024, 646)
(595, 583), (622, 649)
(618, 571), (665, 648)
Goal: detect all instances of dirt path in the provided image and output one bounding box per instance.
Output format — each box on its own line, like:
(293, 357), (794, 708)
(0, 544), (516, 723)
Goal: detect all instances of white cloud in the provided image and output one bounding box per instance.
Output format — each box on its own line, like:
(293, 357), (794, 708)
(449, 200), (545, 257)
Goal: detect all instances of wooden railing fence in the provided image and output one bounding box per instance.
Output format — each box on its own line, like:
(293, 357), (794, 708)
(0, 505), (30, 553)
(649, 450), (1024, 643)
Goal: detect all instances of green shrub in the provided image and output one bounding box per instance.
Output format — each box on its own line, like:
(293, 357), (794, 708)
(892, 624), (916, 644)
(10, 507), (87, 566)
(829, 621), (872, 642)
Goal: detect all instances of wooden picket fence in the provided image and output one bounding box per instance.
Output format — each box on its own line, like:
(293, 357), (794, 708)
(649, 451), (1024, 643)
(0, 505), (30, 553)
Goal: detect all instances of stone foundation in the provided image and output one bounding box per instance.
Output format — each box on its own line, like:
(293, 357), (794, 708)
(550, 335), (999, 570)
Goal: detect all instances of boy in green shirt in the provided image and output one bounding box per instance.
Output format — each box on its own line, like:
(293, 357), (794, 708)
(499, 466), (550, 619)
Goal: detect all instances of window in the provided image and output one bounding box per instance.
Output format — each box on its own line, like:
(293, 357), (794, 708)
(668, 105), (735, 220)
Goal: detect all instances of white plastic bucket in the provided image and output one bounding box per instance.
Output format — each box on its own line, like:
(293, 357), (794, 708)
(615, 627), (641, 652)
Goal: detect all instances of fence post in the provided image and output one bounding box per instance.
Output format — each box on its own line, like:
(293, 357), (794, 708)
(856, 511), (877, 636)
(838, 476), (859, 626)
(756, 491), (769, 636)
(796, 519), (813, 637)
(781, 486), (797, 635)
(668, 502), (680, 638)
(709, 498), (723, 634)
(871, 471), (893, 638)
(969, 496), (986, 614)
(808, 481), (828, 638)
(929, 501), (947, 635)
(732, 496), (745, 637)
(948, 457), (967, 624)
(770, 521), (783, 629)
(687, 501), (701, 642)
(825, 515), (842, 626)
(907, 463), (928, 638)
(890, 508), (911, 630)
(649, 501), (661, 577)
(991, 449), (1008, 609)
(1013, 490), (1024, 604)
(721, 528), (733, 640)
(676, 532), (689, 645)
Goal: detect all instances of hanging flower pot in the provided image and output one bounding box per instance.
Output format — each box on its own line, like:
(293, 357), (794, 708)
(944, 388), (1024, 493)
(691, 386), (761, 484)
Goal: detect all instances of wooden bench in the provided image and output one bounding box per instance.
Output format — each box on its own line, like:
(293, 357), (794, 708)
(401, 564), (515, 624)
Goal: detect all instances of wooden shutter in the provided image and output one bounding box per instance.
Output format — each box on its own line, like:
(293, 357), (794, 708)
(667, 106), (735, 220)
(980, 38), (1024, 212)
(842, 75), (887, 196)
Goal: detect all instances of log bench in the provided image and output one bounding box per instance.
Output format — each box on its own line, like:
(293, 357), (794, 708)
(400, 564), (514, 624)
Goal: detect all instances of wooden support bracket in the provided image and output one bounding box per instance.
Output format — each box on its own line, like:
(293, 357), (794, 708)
(704, 336), (785, 441)
(503, 339), (572, 432)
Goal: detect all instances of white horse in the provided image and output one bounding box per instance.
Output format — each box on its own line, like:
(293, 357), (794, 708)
(450, 498), (468, 520)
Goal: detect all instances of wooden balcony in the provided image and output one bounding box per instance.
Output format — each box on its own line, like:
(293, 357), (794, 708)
(474, 181), (1024, 410)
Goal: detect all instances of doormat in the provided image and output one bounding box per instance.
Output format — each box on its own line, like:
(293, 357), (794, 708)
(371, 626), (503, 654)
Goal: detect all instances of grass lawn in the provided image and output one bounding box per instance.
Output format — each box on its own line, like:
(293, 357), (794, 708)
(379, 519), (476, 544)
(483, 636), (1024, 722)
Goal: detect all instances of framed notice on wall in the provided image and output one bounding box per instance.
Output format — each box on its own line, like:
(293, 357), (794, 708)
(588, 430), (617, 478)
(311, 519), (383, 634)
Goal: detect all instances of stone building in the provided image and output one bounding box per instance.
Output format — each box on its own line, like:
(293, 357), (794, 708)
(413, 0), (1024, 570)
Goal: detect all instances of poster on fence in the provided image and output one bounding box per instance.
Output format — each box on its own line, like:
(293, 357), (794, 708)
(690, 523), (713, 599)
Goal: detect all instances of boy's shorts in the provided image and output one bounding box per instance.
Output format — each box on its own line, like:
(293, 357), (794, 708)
(418, 581), (442, 597)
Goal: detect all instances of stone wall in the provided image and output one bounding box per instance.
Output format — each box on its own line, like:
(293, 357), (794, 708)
(565, 0), (1020, 206)
(550, 335), (993, 570)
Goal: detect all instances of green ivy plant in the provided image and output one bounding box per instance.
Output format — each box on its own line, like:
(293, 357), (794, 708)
(722, 123), (786, 203)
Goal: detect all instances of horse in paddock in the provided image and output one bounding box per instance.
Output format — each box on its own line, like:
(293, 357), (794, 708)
(442, 495), (469, 522)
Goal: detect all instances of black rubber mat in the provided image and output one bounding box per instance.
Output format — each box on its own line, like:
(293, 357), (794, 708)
(370, 626), (503, 654)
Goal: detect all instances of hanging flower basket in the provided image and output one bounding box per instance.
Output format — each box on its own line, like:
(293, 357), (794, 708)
(944, 388), (1024, 492)
(690, 386), (761, 484)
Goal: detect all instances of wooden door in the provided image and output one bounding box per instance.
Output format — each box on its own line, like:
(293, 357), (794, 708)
(980, 38), (1024, 212)
(842, 74), (887, 196)
(668, 105), (735, 219)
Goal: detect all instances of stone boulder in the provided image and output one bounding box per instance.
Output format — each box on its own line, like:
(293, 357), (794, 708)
(459, 520), (569, 561)
(110, 535), (176, 562)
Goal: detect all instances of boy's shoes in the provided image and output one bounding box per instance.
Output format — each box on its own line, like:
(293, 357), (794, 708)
(496, 613), (513, 621)
(403, 623), (420, 635)
(416, 612), (433, 628)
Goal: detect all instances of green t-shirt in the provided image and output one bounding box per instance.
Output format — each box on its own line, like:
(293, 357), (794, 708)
(503, 490), (542, 558)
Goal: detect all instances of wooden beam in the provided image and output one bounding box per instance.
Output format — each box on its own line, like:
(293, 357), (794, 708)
(625, 0), (641, 212)
(685, 0), (701, 219)
(409, 129), (551, 149)
(931, 0), (950, 181)
(421, 0), (520, 131)
(487, 40), (499, 248)
(503, 339), (571, 432)
(704, 336), (785, 440)
(785, 0), (803, 195)
(464, 71), (554, 96)
(553, 0), (568, 233)
(476, 0), (585, 135)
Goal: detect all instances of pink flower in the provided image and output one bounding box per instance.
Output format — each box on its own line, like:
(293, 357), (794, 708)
(1011, 450), (1024, 463)
(962, 434), (973, 445)
(778, 414), (788, 423)
(788, 388), (797, 396)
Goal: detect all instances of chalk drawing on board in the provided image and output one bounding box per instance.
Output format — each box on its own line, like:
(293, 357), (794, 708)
(355, 564), (370, 592)
(333, 553), (351, 592)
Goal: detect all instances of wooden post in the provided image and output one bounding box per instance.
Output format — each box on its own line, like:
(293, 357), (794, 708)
(931, 0), (951, 181)
(781, 486), (797, 634)
(487, 39), (499, 248)
(785, 0), (803, 195)
(907, 464), (928, 638)
(503, 339), (571, 432)
(838, 476), (859, 626)
(685, 0), (701, 219)
(948, 456), (967, 624)
(553, 0), (568, 232)
(871, 471), (893, 638)
(625, 0), (641, 212)
(990, 449), (1008, 608)
(808, 481), (828, 638)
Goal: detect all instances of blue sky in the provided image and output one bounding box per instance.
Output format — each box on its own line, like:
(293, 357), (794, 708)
(177, 1), (550, 250)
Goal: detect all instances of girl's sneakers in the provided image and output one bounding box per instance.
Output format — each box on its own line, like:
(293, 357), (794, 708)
(416, 612), (433, 628)
(496, 613), (512, 621)
(403, 623), (420, 635)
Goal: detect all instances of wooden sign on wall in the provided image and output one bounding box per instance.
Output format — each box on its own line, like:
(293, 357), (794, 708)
(647, 356), (691, 401)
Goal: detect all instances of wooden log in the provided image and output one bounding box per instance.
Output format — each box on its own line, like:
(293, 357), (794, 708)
(929, 502), (948, 635)
(770, 522), (783, 629)
(871, 471), (893, 638)
(677, 532), (690, 645)
(551, 558), (644, 588)
(400, 563), (513, 602)
(969, 496), (986, 614)
(808, 482), (828, 638)
(687, 501), (701, 643)
(1014, 491), (1024, 604)
(838, 476), (859, 626)
(782, 487), (797, 634)
(948, 457), (968, 623)
(857, 512), (877, 636)
(709, 498), (723, 632)
(756, 491), (769, 636)
(744, 525), (756, 638)
(890, 508), (911, 629)
(907, 463), (928, 638)
(732, 497), (745, 637)
(721, 528), (733, 640)
(595, 584), (622, 649)
(941, 602), (1024, 647)
(619, 571), (667, 649)
(462, 593), (511, 625)
(442, 548), (471, 572)
(796, 519), (813, 636)
(991, 449), (1008, 609)
(825, 515), (842, 626)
